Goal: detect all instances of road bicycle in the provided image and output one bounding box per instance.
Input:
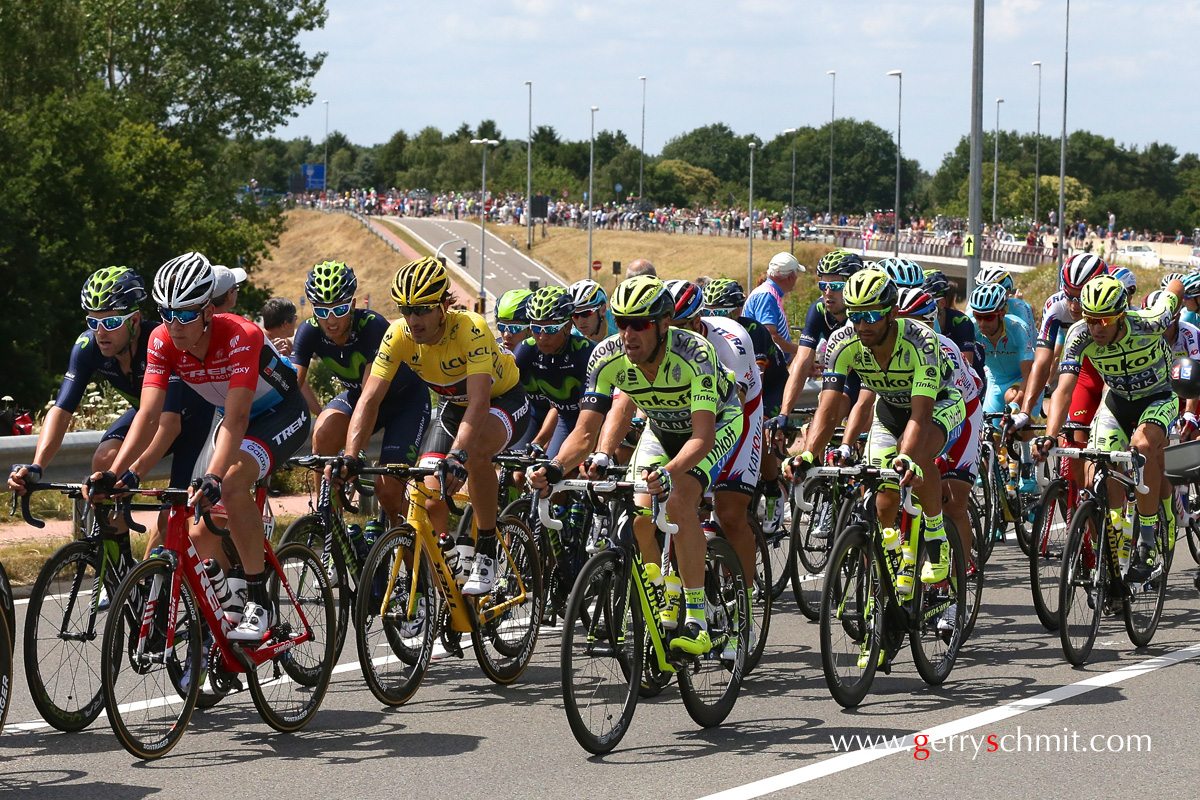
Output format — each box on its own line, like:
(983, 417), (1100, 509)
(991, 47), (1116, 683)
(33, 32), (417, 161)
(1054, 446), (1168, 666)
(801, 465), (967, 708)
(977, 413), (1042, 561)
(353, 461), (542, 707)
(547, 471), (748, 755)
(98, 485), (336, 759)
(699, 497), (771, 674)
(1027, 423), (1088, 631)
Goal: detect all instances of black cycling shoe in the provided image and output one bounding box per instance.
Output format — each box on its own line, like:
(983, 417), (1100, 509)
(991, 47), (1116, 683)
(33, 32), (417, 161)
(1125, 544), (1156, 584)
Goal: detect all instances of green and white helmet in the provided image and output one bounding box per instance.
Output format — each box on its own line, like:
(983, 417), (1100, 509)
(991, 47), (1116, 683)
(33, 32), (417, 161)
(495, 289), (533, 323)
(526, 286), (575, 322)
(305, 260), (358, 305)
(611, 276), (672, 318)
(81, 266), (147, 312)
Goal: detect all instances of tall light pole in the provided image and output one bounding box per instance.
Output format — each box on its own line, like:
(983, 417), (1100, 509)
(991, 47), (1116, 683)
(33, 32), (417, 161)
(1033, 61), (1043, 232)
(470, 138), (499, 313)
(1058, 0), (1070, 270)
(967, 0), (984, 293)
(322, 99), (329, 203)
(993, 98), (1004, 225)
(887, 70), (902, 257)
(525, 80), (533, 251)
(748, 141), (757, 289)
(784, 128), (798, 254)
(638, 77), (647, 199)
(827, 70), (836, 220)
(587, 106), (598, 278)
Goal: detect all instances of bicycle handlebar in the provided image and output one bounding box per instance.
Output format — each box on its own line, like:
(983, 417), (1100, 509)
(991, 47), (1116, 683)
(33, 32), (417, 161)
(537, 478), (678, 536)
(1040, 446), (1148, 494)
(796, 466), (920, 516)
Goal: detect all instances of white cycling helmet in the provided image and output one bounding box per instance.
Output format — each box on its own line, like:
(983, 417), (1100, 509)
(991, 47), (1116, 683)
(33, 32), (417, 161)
(153, 252), (215, 308)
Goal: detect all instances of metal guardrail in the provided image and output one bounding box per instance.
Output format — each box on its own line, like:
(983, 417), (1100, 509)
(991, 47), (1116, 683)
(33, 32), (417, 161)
(833, 233), (1055, 269)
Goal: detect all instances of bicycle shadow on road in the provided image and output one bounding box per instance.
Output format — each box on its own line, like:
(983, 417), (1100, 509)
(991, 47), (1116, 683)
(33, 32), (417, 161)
(0, 769), (157, 799)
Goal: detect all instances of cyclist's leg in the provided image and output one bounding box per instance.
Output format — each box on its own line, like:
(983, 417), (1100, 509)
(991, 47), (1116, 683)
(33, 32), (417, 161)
(939, 402), (981, 562)
(1129, 395), (1176, 577)
(913, 394), (965, 582)
(865, 401), (901, 526)
(374, 391), (432, 524)
(311, 391), (353, 456)
(144, 402), (213, 557)
(712, 404), (763, 580)
(630, 428), (668, 567)
(757, 385), (783, 530)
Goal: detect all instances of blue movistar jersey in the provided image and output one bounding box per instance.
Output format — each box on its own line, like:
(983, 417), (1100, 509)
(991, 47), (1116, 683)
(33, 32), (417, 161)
(292, 309), (423, 401)
(512, 332), (596, 427)
(1183, 309), (1200, 330)
(55, 324), (183, 414)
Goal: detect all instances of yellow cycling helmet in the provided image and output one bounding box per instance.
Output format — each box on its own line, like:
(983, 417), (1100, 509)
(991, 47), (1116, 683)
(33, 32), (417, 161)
(843, 268), (899, 309)
(1079, 275), (1127, 316)
(611, 275), (672, 317)
(391, 256), (449, 306)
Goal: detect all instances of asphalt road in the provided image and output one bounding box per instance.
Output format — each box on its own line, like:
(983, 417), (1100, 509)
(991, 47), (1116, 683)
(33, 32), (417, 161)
(4, 540), (1200, 798)
(390, 217), (566, 309)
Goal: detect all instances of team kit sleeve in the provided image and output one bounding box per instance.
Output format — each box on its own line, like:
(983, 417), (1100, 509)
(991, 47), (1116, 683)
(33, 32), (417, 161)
(1058, 321), (1091, 374)
(1036, 296), (1064, 349)
(291, 319), (319, 366)
(797, 303), (828, 350)
(909, 324), (943, 399)
(579, 340), (618, 415)
(142, 326), (175, 391)
(53, 332), (100, 413)
(687, 343), (721, 416)
(370, 320), (408, 383)
(464, 313), (499, 377)
(820, 324), (856, 394)
(226, 318), (267, 392)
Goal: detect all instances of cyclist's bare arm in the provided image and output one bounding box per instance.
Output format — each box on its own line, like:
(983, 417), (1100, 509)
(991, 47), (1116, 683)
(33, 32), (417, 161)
(449, 373), (496, 455)
(343, 373), (390, 459)
(777, 344), (817, 423)
(8, 406), (72, 493)
(1020, 347), (1056, 418)
(660, 409), (716, 479)
(295, 363), (323, 416)
(133, 411), (182, 480)
(802, 388), (847, 459)
(1042, 370), (1079, 444)
(533, 407), (559, 450)
(529, 408), (606, 493)
(1012, 358), (1033, 408)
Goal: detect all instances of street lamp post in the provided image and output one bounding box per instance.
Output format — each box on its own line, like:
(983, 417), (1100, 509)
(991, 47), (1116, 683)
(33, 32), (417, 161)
(470, 138), (499, 313)
(525, 81), (533, 250)
(639, 77), (647, 198)
(1033, 61), (1042, 232)
(588, 106), (598, 278)
(784, 128), (798, 254)
(827, 70), (836, 220)
(887, 70), (902, 257)
(1058, 1), (1070, 270)
(993, 98), (1004, 225)
(322, 99), (329, 205)
(748, 141), (757, 289)
(967, 0), (984, 292)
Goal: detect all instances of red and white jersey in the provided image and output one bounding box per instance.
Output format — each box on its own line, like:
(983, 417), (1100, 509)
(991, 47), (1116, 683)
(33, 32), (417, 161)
(145, 314), (298, 415)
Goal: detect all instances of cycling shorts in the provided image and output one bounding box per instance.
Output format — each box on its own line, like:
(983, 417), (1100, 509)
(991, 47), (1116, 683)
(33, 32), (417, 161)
(421, 385), (531, 464)
(202, 390), (311, 480)
(939, 402), (982, 483)
(1088, 391), (1177, 451)
(631, 413), (744, 494)
(863, 392), (967, 479)
(1068, 359), (1104, 427)
(713, 396), (764, 496)
(327, 388), (431, 466)
(103, 403), (215, 489)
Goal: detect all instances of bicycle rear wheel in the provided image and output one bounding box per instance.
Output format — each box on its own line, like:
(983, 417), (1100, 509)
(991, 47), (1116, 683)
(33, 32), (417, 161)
(560, 548), (642, 755)
(677, 537), (747, 728)
(472, 516), (542, 684)
(963, 495), (985, 642)
(1029, 480), (1070, 631)
(102, 557), (201, 760)
(1123, 516), (1168, 648)
(754, 477), (791, 599)
(0, 603), (11, 735)
(25, 540), (112, 731)
(282, 514), (352, 662)
(744, 517), (772, 674)
(974, 442), (997, 565)
(791, 480), (837, 621)
(354, 526), (435, 706)
(1058, 500), (1104, 666)
(1185, 485), (1200, 564)
(819, 525), (881, 708)
(910, 521), (968, 686)
(0, 559), (13, 646)
(246, 542), (336, 732)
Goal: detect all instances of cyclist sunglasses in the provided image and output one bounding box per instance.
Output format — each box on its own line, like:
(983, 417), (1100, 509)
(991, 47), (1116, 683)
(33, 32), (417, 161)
(847, 309), (887, 324)
(1084, 313), (1122, 326)
(972, 311), (1002, 322)
(614, 316), (655, 331)
(398, 304), (439, 317)
(572, 309), (599, 318)
(159, 308), (203, 325)
(704, 307), (734, 317)
(530, 322), (567, 335)
(86, 310), (138, 331)
(312, 302), (352, 319)
(496, 322), (528, 334)
(818, 280), (846, 292)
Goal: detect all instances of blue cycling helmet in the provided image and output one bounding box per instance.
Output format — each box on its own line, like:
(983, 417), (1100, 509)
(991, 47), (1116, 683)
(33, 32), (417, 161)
(1181, 273), (1200, 299)
(879, 257), (925, 288)
(665, 279), (704, 321)
(970, 282), (1009, 315)
(1108, 266), (1137, 297)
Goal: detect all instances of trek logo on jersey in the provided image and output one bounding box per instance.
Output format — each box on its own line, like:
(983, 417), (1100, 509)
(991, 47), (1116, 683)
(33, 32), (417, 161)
(230, 335), (240, 348)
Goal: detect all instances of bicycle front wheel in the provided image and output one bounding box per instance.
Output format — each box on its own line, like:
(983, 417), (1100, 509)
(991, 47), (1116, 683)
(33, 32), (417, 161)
(910, 521), (968, 686)
(819, 525), (881, 708)
(247, 542), (336, 732)
(791, 480), (837, 621)
(561, 548), (642, 755)
(1029, 480), (1071, 631)
(1058, 500), (1103, 666)
(0, 558), (13, 646)
(677, 536), (747, 728)
(1123, 516), (1168, 648)
(472, 516), (542, 684)
(102, 557), (201, 759)
(281, 513), (352, 662)
(754, 477), (792, 600)
(0, 603), (11, 735)
(745, 517), (772, 674)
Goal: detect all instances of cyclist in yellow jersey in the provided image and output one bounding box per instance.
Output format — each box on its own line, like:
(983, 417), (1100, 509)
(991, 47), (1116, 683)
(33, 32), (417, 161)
(339, 257), (530, 597)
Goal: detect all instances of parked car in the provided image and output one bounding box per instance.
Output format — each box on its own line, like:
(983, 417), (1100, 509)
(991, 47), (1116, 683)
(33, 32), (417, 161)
(1115, 243), (1162, 268)
(1187, 247), (1200, 269)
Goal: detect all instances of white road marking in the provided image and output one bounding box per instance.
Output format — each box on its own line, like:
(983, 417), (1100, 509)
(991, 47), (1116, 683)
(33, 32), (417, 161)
(695, 641), (1200, 800)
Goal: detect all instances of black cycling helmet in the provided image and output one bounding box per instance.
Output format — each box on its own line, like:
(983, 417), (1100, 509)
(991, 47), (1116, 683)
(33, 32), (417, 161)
(1172, 357), (1200, 400)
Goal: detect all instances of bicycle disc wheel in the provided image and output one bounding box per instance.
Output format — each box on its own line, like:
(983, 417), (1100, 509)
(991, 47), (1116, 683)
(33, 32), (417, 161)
(1058, 500), (1103, 666)
(282, 513), (352, 662)
(962, 495), (985, 642)
(1123, 516), (1168, 648)
(0, 603), (11, 735)
(677, 536), (747, 728)
(354, 526), (435, 706)
(246, 542), (336, 733)
(560, 548), (642, 755)
(24, 540), (111, 731)
(744, 517), (772, 674)
(1029, 480), (1070, 632)
(791, 481), (836, 621)
(102, 557), (201, 760)
(910, 521), (968, 686)
(472, 516), (542, 684)
(819, 525), (881, 708)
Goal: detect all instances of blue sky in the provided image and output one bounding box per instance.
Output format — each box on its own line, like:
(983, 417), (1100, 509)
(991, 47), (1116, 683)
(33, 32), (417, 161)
(273, 0), (1200, 173)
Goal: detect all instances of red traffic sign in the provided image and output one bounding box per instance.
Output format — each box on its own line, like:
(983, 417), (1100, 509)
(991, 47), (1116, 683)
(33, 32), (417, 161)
(592, 260), (602, 271)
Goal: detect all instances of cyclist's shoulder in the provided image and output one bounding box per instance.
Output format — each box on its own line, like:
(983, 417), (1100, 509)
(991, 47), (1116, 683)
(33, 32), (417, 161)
(666, 327), (717, 367)
(587, 334), (626, 368)
(824, 318), (858, 355)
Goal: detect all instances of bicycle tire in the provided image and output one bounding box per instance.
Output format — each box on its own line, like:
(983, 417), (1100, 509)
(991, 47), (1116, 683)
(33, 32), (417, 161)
(0, 603), (9, 735)
(0, 559), (13, 646)
(24, 539), (112, 731)
(819, 524), (881, 708)
(281, 513), (352, 663)
(753, 477), (791, 600)
(790, 480), (836, 622)
(963, 495), (985, 643)
(354, 526), (436, 706)
(247, 542), (336, 733)
(1186, 486), (1200, 564)
(742, 517), (772, 675)
(1058, 500), (1103, 666)
(1123, 515), (1168, 648)
(472, 516), (542, 684)
(677, 536), (747, 728)
(1029, 480), (1070, 632)
(910, 520), (968, 686)
(1010, 481), (1034, 557)
(560, 548), (642, 755)
(101, 557), (201, 760)
(973, 440), (994, 562)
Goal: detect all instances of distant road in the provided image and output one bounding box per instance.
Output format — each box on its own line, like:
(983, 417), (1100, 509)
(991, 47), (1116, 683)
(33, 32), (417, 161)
(389, 216), (566, 309)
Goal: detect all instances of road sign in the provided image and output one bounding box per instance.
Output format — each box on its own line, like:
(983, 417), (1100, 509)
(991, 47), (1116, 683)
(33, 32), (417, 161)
(592, 260), (602, 272)
(963, 234), (976, 257)
(615, 183), (623, 193)
(562, 189), (569, 198)
(302, 164), (325, 190)
(612, 260), (621, 275)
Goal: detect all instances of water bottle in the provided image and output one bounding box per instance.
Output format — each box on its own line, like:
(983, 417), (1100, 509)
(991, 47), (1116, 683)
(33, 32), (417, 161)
(881, 527), (901, 551)
(364, 518), (386, 547)
(347, 523), (370, 564)
(225, 566), (247, 624)
(644, 562), (666, 623)
(586, 507), (610, 554)
(565, 501), (588, 543)
(203, 559), (233, 610)
(661, 573), (683, 630)
(1118, 507), (1134, 575)
(438, 532), (460, 579)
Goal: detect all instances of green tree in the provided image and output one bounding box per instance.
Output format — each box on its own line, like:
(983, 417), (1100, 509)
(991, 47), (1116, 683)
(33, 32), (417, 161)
(660, 123), (753, 185)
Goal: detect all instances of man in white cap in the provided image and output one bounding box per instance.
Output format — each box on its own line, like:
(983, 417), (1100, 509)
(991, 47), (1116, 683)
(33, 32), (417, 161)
(742, 251), (805, 359)
(211, 265), (247, 314)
